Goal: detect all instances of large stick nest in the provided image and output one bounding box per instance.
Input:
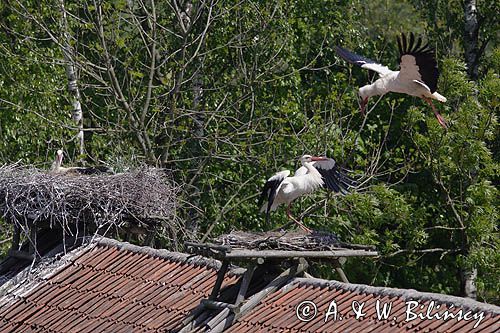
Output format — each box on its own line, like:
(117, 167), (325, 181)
(215, 230), (376, 251)
(0, 164), (180, 233)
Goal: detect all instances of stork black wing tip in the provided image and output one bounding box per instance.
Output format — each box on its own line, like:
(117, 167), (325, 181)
(334, 45), (349, 57)
(334, 45), (350, 53)
(398, 32), (434, 55)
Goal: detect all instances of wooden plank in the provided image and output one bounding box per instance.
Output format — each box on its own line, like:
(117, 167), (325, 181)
(224, 249), (378, 259)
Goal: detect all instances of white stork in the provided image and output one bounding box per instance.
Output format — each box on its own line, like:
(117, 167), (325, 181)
(258, 154), (357, 232)
(335, 33), (448, 128)
(50, 149), (109, 175)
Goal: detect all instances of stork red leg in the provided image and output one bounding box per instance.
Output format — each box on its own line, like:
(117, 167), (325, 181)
(423, 97), (447, 129)
(286, 204), (312, 233)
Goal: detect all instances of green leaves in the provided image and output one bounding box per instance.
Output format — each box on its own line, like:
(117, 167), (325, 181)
(0, 0), (498, 303)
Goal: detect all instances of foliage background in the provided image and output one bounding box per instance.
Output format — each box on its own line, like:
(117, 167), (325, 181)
(0, 0), (498, 303)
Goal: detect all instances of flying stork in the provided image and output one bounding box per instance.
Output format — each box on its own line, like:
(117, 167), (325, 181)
(335, 33), (448, 128)
(50, 149), (109, 175)
(258, 154), (357, 232)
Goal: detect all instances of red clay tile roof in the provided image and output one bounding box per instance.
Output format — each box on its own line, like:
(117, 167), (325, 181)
(227, 278), (500, 333)
(0, 238), (239, 333)
(1, 238), (498, 333)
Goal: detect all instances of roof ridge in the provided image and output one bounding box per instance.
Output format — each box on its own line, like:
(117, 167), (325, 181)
(0, 239), (91, 305)
(94, 237), (244, 275)
(290, 277), (500, 314)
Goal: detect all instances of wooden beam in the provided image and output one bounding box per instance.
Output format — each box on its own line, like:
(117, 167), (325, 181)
(178, 283), (241, 332)
(335, 267), (349, 283)
(224, 249), (378, 259)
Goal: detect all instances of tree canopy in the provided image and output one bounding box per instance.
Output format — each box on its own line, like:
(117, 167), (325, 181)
(0, 0), (498, 303)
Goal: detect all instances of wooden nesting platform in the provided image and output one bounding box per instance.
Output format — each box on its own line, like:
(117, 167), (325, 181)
(185, 230), (378, 262)
(180, 231), (379, 331)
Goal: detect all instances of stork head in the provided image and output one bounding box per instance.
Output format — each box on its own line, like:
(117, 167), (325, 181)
(300, 155), (327, 164)
(50, 149), (64, 171)
(55, 149), (64, 165)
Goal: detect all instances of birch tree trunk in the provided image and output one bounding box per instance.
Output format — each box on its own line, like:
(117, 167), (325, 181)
(186, 66), (204, 234)
(59, 0), (84, 156)
(463, 0), (479, 80)
(461, 0), (480, 299)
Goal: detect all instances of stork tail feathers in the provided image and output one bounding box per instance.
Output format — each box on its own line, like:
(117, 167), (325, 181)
(431, 92), (447, 102)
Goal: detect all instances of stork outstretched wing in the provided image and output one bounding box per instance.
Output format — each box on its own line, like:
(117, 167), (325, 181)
(294, 158), (357, 194)
(312, 159), (357, 194)
(397, 32), (439, 93)
(335, 46), (392, 76)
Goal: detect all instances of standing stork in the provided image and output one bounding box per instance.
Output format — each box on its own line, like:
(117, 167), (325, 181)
(50, 149), (109, 175)
(258, 155), (357, 232)
(335, 33), (448, 128)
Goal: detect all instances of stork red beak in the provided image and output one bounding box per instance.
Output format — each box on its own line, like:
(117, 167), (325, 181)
(360, 97), (368, 117)
(423, 97), (448, 129)
(434, 111), (448, 129)
(311, 156), (328, 161)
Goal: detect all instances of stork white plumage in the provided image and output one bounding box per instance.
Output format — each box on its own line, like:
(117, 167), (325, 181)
(258, 155), (357, 232)
(50, 149), (109, 175)
(335, 33), (448, 128)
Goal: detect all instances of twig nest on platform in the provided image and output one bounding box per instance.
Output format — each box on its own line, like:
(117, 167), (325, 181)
(0, 164), (180, 233)
(214, 230), (363, 251)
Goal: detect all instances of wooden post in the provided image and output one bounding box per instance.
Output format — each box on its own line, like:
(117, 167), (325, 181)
(209, 260), (229, 300)
(235, 264), (256, 306)
(333, 259), (349, 283)
(209, 258), (309, 332)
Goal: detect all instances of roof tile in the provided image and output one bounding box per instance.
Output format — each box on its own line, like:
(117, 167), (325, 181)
(1, 238), (498, 333)
(228, 278), (499, 333)
(0, 240), (242, 332)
